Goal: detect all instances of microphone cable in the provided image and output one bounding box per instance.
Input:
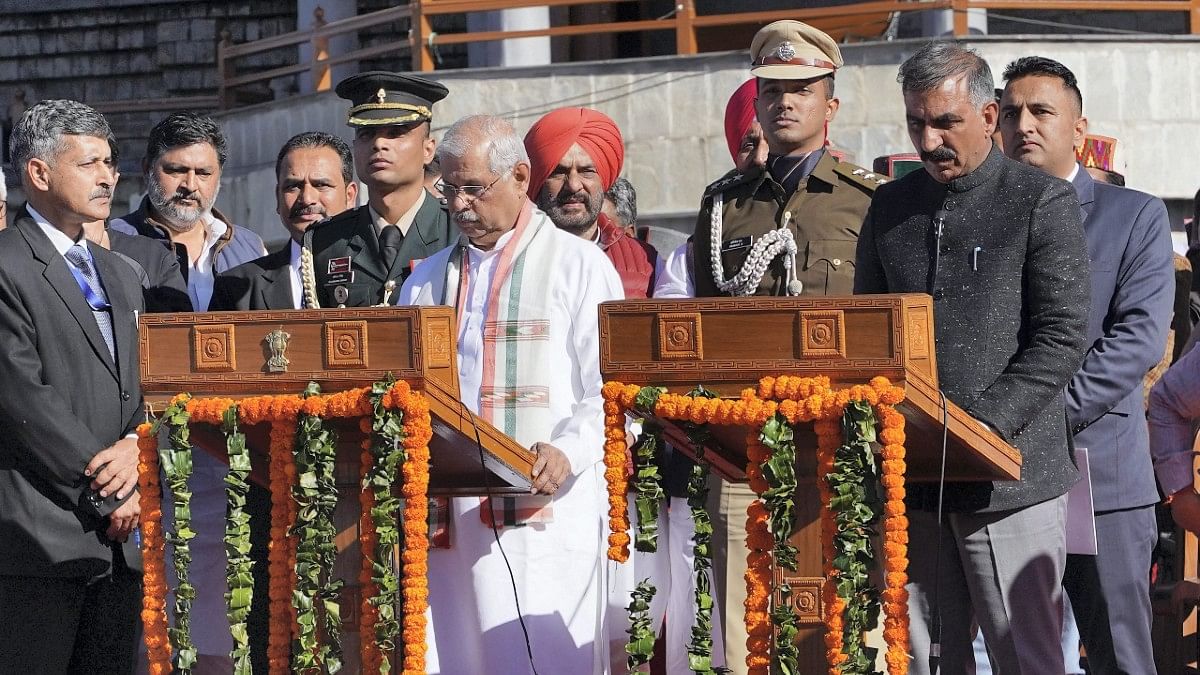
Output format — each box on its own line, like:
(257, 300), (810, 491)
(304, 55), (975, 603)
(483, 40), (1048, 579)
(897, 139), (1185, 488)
(927, 205), (950, 674)
(462, 399), (540, 675)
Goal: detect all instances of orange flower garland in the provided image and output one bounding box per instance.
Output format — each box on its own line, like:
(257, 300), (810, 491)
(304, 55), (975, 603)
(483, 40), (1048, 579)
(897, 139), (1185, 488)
(387, 382), (435, 675)
(876, 400), (910, 675)
(601, 382), (638, 562)
(602, 374), (912, 675)
(137, 422), (172, 675)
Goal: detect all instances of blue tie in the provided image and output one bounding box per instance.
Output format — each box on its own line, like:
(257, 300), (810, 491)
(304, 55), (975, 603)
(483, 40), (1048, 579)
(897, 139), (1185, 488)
(64, 244), (115, 361)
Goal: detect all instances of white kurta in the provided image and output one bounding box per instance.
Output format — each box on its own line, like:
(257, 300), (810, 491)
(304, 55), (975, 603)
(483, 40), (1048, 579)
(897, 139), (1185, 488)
(400, 224), (624, 675)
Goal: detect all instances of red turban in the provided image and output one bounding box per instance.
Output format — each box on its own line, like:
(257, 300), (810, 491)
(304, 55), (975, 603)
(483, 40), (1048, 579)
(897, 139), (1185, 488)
(724, 79), (757, 164)
(524, 107), (624, 199)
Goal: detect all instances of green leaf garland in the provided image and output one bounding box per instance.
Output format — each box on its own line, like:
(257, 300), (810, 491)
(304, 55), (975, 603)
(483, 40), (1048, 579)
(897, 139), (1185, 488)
(221, 404), (254, 674)
(155, 396), (198, 673)
(292, 383), (345, 672)
(625, 579), (658, 671)
(759, 412), (800, 672)
(828, 401), (883, 673)
(365, 379), (406, 673)
(683, 416), (718, 675)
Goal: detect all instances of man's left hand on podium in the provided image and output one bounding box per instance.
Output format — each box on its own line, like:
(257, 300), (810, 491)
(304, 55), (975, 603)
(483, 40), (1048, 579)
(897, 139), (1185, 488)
(530, 442), (569, 496)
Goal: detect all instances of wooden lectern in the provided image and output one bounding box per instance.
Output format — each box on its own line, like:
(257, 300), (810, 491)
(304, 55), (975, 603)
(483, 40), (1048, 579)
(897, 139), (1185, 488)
(139, 306), (537, 671)
(140, 306), (535, 494)
(598, 294), (1022, 669)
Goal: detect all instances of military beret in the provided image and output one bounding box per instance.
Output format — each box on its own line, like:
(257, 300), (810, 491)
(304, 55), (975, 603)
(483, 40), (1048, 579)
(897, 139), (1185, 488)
(750, 20), (843, 80)
(335, 71), (448, 128)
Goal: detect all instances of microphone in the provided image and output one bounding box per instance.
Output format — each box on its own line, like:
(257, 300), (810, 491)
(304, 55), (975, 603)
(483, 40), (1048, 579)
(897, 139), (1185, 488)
(929, 208), (949, 295)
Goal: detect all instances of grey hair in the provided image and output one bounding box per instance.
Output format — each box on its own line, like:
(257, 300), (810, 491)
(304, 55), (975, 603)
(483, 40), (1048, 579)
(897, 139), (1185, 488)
(0, 165), (7, 203)
(437, 114), (529, 175)
(605, 177), (637, 228)
(9, 99), (114, 187)
(897, 42), (995, 110)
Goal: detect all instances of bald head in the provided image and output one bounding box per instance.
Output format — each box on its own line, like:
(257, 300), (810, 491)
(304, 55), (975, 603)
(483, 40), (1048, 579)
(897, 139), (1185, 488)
(437, 115), (532, 250)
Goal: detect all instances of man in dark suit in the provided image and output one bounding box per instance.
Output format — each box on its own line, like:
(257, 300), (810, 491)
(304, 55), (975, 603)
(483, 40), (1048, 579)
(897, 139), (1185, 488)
(0, 99), (145, 672)
(1000, 56), (1173, 675)
(305, 71), (454, 307)
(213, 132), (358, 312)
(854, 43), (1091, 674)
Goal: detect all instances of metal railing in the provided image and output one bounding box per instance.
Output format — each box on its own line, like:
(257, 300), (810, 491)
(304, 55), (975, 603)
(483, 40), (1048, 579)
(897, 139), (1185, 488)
(213, 0), (1200, 110)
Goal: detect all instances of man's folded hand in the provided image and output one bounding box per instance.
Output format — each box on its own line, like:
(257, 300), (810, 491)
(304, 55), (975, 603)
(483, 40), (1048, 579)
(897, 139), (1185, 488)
(85, 437), (140, 501)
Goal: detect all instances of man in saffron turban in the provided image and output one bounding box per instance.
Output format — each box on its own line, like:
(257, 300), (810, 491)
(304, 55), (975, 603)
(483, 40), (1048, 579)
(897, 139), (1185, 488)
(524, 107), (658, 299)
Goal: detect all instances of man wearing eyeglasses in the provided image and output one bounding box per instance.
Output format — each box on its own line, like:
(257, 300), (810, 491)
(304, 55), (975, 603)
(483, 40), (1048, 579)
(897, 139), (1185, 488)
(303, 71), (454, 307)
(400, 114), (623, 674)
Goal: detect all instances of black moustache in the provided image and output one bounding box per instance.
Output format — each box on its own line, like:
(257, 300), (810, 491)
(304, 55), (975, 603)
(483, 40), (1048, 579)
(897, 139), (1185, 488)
(921, 147), (957, 162)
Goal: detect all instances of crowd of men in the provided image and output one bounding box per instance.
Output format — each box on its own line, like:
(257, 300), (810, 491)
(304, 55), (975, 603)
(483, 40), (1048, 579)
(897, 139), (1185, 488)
(2, 15), (1199, 675)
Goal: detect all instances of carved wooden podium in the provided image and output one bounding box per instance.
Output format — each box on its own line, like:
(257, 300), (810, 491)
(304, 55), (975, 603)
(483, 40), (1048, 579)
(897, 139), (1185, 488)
(139, 306), (537, 671)
(598, 294), (1022, 669)
(140, 306), (536, 494)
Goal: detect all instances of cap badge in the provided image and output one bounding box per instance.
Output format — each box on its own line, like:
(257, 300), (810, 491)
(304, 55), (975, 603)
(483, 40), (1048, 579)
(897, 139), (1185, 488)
(374, 88), (387, 104)
(777, 41), (796, 62)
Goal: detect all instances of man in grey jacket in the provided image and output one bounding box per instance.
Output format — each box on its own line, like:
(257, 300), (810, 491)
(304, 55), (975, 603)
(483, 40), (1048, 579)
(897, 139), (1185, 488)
(855, 43), (1090, 674)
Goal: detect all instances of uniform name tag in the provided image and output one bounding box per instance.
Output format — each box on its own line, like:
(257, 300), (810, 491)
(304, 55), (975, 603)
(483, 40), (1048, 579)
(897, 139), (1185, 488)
(722, 236), (754, 253)
(325, 271), (355, 286)
(328, 256), (351, 275)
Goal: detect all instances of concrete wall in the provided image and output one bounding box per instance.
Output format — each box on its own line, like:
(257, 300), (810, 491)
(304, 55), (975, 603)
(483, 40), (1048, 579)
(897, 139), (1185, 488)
(215, 36), (1200, 244)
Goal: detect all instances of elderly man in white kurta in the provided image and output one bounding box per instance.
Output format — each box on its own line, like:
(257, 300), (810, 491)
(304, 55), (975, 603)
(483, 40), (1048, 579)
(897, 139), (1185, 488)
(400, 114), (623, 674)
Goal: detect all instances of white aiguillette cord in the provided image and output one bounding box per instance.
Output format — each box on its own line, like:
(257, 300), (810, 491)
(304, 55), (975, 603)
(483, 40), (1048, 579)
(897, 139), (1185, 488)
(709, 193), (802, 296)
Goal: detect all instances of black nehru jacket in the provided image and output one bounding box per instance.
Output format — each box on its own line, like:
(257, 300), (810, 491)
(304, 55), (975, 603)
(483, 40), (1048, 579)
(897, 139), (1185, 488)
(855, 148), (1091, 513)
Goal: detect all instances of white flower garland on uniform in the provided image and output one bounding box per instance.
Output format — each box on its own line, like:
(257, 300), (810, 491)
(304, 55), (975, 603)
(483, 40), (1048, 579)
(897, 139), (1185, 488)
(709, 192), (803, 296)
(300, 246), (321, 309)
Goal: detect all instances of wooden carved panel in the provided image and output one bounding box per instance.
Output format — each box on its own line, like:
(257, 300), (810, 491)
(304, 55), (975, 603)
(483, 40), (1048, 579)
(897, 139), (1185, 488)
(657, 312), (703, 360)
(192, 324), (236, 372)
(425, 313), (453, 370)
(798, 310), (846, 359)
(775, 574), (825, 625)
(908, 310), (930, 360)
(325, 320), (368, 369)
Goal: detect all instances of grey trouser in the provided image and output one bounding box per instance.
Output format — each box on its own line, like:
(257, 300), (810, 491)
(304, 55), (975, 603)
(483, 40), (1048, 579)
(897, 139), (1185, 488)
(907, 494), (1068, 675)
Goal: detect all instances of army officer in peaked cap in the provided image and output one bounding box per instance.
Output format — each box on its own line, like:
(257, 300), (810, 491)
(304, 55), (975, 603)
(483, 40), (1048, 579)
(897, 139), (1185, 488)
(304, 71), (455, 307)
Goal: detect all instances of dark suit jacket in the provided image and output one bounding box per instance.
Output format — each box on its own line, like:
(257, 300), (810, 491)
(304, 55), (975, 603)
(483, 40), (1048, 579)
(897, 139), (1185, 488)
(304, 195), (452, 307)
(107, 228), (192, 312)
(855, 149), (1091, 513)
(210, 244), (297, 311)
(1067, 167), (1174, 512)
(0, 207), (144, 578)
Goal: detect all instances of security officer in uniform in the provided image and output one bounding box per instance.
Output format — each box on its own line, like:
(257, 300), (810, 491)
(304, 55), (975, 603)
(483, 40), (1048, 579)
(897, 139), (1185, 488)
(686, 20), (886, 675)
(305, 71), (454, 307)
(691, 20), (884, 298)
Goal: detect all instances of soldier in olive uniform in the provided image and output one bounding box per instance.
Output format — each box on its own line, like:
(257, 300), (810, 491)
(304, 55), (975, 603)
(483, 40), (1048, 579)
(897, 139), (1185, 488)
(687, 21), (886, 300)
(304, 72), (454, 307)
(670, 20), (886, 674)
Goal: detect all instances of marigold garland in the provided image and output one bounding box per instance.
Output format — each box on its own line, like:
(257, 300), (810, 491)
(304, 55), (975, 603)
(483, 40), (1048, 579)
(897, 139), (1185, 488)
(138, 422), (172, 675)
(141, 384), (440, 675)
(390, 381), (434, 675)
(601, 382), (635, 562)
(602, 375), (911, 675)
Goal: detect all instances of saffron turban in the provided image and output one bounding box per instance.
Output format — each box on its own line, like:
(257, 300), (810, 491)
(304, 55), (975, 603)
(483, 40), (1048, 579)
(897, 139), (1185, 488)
(524, 107), (624, 199)
(723, 79), (757, 163)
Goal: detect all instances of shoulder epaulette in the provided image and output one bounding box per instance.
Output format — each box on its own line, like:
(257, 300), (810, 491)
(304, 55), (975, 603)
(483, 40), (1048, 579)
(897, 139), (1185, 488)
(834, 161), (889, 191)
(703, 169), (755, 197)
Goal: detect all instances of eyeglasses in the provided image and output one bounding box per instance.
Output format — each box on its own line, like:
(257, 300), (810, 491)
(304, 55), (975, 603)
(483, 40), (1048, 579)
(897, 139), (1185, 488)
(437, 171), (508, 204)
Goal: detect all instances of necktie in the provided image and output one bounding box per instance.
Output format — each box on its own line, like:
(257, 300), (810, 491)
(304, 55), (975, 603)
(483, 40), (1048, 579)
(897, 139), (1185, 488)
(380, 225), (402, 273)
(64, 244), (115, 361)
